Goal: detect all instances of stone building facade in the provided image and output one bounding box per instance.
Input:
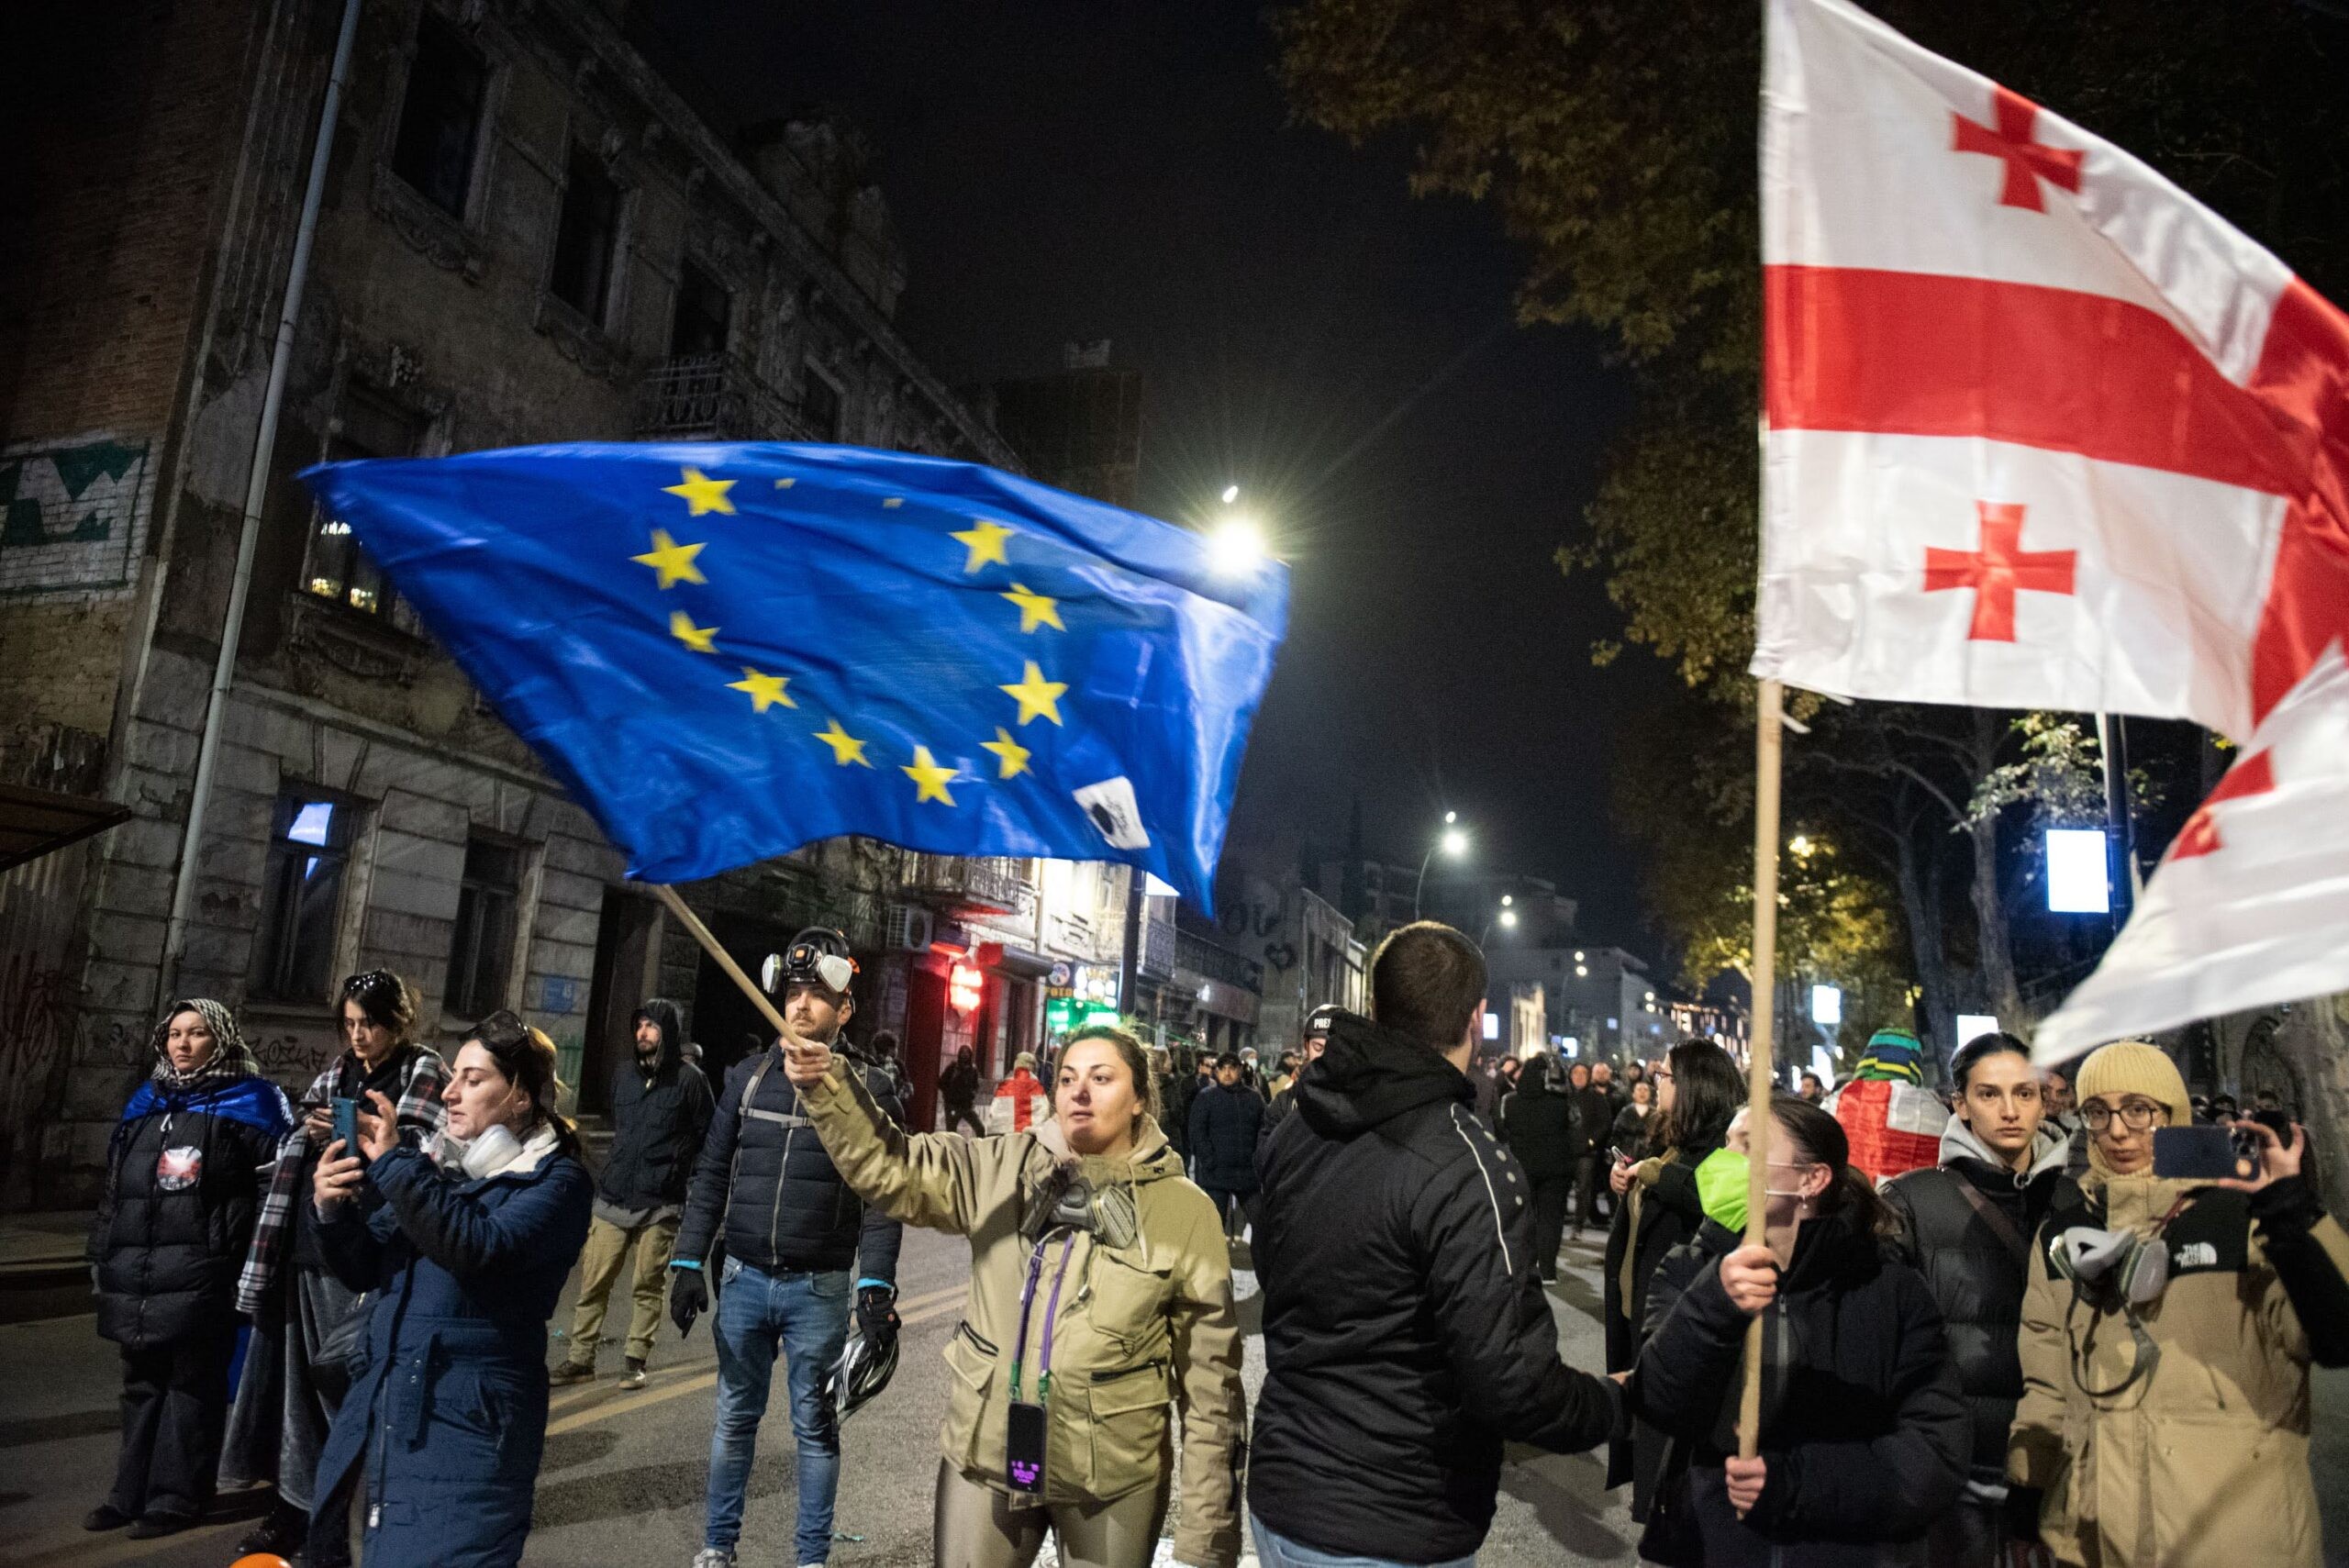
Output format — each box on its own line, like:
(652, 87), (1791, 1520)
(0, 0), (1112, 1204)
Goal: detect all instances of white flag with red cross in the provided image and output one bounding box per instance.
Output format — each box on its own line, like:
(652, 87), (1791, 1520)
(2032, 650), (2349, 1062)
(1755, 0), (2349, 741)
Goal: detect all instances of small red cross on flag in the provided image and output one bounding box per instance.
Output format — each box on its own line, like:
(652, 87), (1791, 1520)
(2169, 750), (2276, 860)
(1922, 502), (2076, 642)
(1951, 86), (2085, 212)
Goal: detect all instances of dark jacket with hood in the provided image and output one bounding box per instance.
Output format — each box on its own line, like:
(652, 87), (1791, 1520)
(1631, 1207), (1967, 1568)
(1249, 1009), (1622, 1563)
(1881, 1120), (2077, 1473)
(596, 998), (716, 1215)
(1499, 1067), (1577, 1180)
(1186, 1079), (1264, 1194)
(674, 1038), (904, 1283)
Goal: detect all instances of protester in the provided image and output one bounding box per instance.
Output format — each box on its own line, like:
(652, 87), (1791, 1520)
(1824, 1026), (1949, 1181)
(1603, 1037), (1743, 1523)
(552, 998), (713, 1389)
(307, 1010), (593, 1568)
(1798, 1070), (1826, 1104)
(83, 1000), (292, 1540)
(1593, 1059), (1626, 1114)
(1610, 1075), (1657, 1161)
(782, 1021), (1245, 1568)
(989, 1051), (1051, 1135)
(668, 929), (904, 1568)
(940, 1045), (985, 1138)
(2008, 1040), (2349, 1568)
(1262, 1006), (1336, 1143)
(1567, 1061), (1615, 1237)
(1168, 1052), (1212, 1156)
(2040, 1064), (2088, 1178)
(1502, 1054), (1578, 1282)
(229, 970), (446, 1565)
(1187, 1052), (1265, 1240)
(1881, 1032), (2078, 1567)
(1630, 1094), (1967, 1565)
(867, 1028), (914, 1107)
(1251, 923), (1621, 1567)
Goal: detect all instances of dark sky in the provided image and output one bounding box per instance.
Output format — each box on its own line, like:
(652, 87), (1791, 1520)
(638, 0), (1679, 944)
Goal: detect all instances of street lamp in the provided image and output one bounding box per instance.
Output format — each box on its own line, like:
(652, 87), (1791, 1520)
(1477, 906), (1518, 944)
(1413, 815), (1468, 918)
(1207, 515), (1268, 576)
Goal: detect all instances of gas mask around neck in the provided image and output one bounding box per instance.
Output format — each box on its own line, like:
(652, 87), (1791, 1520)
(455, 1122), (524, 1179)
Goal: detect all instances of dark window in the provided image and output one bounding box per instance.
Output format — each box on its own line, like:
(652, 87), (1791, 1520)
(801, 369), (841, 440)
(670, 260), (731, 359)
(548, 144), (620, 325)
(251, 791), (357, 1002)
(445, 837), (523, 1018)
(390, 12), (489, 219)
(307, 391), (427, 617)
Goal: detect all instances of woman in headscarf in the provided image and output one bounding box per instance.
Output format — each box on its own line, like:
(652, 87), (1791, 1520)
(84, 999), (292, 1540)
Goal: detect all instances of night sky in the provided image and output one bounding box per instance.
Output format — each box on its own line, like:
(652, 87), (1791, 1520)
(638, 0), (1682, 944)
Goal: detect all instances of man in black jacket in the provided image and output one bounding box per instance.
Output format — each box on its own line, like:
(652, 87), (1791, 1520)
(553, 998), (713, 1389)
(1567, 1062), (1615, 1238)
(1189, 1052), (1266, 1240)
(1883, 1031), (2076, 1568)
(1252, 922), (1622, 1567)
(669, 930), (904, 1568)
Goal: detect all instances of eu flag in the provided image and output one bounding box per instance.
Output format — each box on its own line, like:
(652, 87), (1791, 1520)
(300, 444), (1286, 911)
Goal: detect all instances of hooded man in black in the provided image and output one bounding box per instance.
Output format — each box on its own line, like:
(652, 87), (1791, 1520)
(552, 997), (713, 1388)
(1251, 922), (1622, 1567)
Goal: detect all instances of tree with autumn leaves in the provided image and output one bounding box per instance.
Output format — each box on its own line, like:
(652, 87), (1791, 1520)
(1275, 0), (2346, 1053)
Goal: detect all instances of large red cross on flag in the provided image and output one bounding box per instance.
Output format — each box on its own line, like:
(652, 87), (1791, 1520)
(1755, 0), (2349, 742)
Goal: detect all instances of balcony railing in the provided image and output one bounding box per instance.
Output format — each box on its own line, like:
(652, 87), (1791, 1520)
(900, 853), (1035, 918)
(1176, 928), (1263, 994)
(633, 355), (819, 442)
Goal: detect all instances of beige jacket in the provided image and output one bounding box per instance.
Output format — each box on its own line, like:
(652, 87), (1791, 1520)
(798, 1058), (1245, 1567)
(2008, 1171), (2341, 1567)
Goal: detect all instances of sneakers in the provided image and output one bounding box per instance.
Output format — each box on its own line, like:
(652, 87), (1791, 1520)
(692, 1550), (737, 1568)
(550, 1358), (596, 1385)
(618, 1357), (648, 1390)
(82, 1505), (131, 1532)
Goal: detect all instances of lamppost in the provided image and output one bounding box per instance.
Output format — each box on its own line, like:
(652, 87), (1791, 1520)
(1477, 906), (1518, 945)
(1414, 810), (1468, 919)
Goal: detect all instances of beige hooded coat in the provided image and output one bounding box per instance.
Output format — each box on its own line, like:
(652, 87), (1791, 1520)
(796, 1057), (1246, 1567)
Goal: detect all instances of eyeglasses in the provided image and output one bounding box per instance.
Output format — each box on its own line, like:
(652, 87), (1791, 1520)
(1650, 1068), (1674, 1083)
(2081, 1100), (2164, 1132)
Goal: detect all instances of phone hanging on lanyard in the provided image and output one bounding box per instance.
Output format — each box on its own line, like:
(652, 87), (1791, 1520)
(1005, 1231), (1077, 1495)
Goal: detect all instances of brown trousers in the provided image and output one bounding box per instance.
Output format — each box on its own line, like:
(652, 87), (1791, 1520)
(932, 1459), (1172, 1568)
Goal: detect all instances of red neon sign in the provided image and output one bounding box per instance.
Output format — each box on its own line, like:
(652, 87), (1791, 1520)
(950, 963), (984, 1013)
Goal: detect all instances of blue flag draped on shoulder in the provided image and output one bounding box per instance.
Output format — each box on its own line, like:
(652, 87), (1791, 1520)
(300, 444), (1286, 910)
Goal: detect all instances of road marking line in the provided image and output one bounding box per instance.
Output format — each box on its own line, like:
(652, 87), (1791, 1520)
(546, 1368), (719, 1435)
(898, 1292), (967, 1329)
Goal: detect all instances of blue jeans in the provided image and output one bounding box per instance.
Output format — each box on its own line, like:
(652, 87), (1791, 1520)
(707, 1259), (853, 1562)
(1252, 1515), (1476, 1568)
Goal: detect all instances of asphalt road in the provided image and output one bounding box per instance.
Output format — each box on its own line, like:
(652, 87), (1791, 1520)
(6, 1222), (2347, 1567)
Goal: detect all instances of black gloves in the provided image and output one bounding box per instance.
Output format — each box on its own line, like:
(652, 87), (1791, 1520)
(855, 1284), (900, 1349)
(670, 1265), (709, 1337)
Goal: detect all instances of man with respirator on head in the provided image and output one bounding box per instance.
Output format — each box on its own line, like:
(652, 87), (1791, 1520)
(668, 929), (906, 1568)
(2008, 1040), (2349, 1568)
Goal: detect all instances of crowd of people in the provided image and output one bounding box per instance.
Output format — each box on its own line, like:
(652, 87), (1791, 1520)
(77, 917), (2349, 1568)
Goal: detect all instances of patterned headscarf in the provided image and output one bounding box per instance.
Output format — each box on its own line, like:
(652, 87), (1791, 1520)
(149, 998), (262, 1091)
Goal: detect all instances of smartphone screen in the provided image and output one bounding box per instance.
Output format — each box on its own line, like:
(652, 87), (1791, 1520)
(332, 1097), (361, 1153)
(1005, 1399), (1047, 1494)
(2151, 1124), (2255, 1182)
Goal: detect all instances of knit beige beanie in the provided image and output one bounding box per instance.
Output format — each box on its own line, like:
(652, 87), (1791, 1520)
(2074, 1040), (2190, 1127)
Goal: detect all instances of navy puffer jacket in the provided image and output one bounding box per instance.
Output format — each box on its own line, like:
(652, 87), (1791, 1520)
(596, 998), (715, 1211)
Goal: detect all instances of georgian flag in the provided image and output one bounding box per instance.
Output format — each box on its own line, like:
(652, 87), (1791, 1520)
(2033, 651), (2349, 1062)
(1755, 0), (2349, 742)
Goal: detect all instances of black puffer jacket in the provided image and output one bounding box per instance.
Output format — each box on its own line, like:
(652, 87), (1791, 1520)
(674, 1041), (903, 1282)
(1250, 1010), (1621, 1563)
(1187, 1080), (1264, 1193)
(1631, 1207), (1967, 1567)
(597, 998), (716, 1212)
(92, 1077), (287, 1349)
(1881, 1122), (2076, 1473)
(1500, 1075), (1576, 1180)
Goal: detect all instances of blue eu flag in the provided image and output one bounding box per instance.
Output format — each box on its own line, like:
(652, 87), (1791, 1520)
(300, 444), (1286, 911)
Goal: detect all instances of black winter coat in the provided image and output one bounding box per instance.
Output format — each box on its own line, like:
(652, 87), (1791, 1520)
(1881, 1126), (2076, 1473)
(1569, 1085), (1614, 1159)
(1631, 1209), (1967, 1568)
(1602, 1140), (1721, 1516)
(674, 1043), (904, 1281)
(92, 1077), (286, 1349)
(1500, 1082), (1576, 1179)
(1186, 1081), (1264, 1194)
(1250, 1011), (1621, 1563)
(1609, 1103), (1655, 1161)
(597, 999), (716, 1212)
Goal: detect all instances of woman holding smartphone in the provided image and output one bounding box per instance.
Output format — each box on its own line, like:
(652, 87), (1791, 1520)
(307, 1010), (592, 1568)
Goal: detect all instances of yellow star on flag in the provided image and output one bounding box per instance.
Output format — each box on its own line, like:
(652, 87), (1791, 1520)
(812, 717), (872, 768)
(902, 745), (960, 806)
(981, 727), (1032, 779)
(728, 667), (795, 712)
(663, 466), (736, 516)
(951, 518), (1015, 573)
(999, 660), (1068, 727)
(631, 528), (707, 589)
(1000, 582), (1063, 634)
(669, 610), (718, 653)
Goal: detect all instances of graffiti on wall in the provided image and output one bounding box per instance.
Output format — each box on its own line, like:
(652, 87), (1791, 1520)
(0, 434), (152, 596)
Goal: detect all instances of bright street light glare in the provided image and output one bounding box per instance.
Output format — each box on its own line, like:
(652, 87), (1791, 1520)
(1500, 893), (1513, 906)
(1440, 828), (1468, 857)
(1443, 810), (1457, 824)
(1206, 516), (1268, 576)
(1220, 484), (1240, 505)
(1498, 909), (1518, 929)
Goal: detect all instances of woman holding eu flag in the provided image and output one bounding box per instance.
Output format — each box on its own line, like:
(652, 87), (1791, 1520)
(783, 1021), (1246, 1568)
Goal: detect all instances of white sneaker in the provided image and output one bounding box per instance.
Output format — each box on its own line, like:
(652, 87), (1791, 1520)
(692, 1551), (734, 1568)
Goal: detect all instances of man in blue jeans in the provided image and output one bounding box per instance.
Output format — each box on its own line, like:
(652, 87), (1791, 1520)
(667, 929), (905, 1568)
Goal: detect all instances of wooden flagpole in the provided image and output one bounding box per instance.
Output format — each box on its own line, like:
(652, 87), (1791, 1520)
(646, 883), (793, 1038)
(1738, 678), (1787, 1461)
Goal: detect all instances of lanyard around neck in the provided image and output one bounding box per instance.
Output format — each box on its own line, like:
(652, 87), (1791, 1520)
(1009, 1230), (1078, 1403)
